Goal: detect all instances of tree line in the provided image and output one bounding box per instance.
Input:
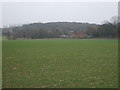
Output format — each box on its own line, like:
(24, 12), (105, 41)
(2, 17), (118, 39)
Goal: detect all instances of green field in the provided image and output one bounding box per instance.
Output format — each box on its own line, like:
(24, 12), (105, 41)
(2, 39), (118, 88)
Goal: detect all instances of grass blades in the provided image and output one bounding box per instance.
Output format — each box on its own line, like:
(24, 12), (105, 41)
(2, 39), (118, 88)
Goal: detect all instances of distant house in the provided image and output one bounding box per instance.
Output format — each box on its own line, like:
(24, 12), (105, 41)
(79, 31), (87, 38)
(69, 31), (87, 38)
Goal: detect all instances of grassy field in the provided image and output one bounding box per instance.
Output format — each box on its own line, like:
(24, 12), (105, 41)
(2, 39), (118, 88)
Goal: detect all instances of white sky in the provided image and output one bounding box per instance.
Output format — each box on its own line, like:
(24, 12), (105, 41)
(0, 1), (118, 27)
(0, 0), (119, 2)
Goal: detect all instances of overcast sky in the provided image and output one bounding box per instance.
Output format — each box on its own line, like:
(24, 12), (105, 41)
(1, 2), (118, 27)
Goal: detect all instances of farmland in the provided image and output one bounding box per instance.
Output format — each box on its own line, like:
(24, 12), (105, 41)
(2, 39), (118, 88)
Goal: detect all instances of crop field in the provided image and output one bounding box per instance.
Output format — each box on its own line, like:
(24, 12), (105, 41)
(2, 39), (118, 88)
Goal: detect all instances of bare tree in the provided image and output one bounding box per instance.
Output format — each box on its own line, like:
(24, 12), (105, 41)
(110, 16), (118, 25)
